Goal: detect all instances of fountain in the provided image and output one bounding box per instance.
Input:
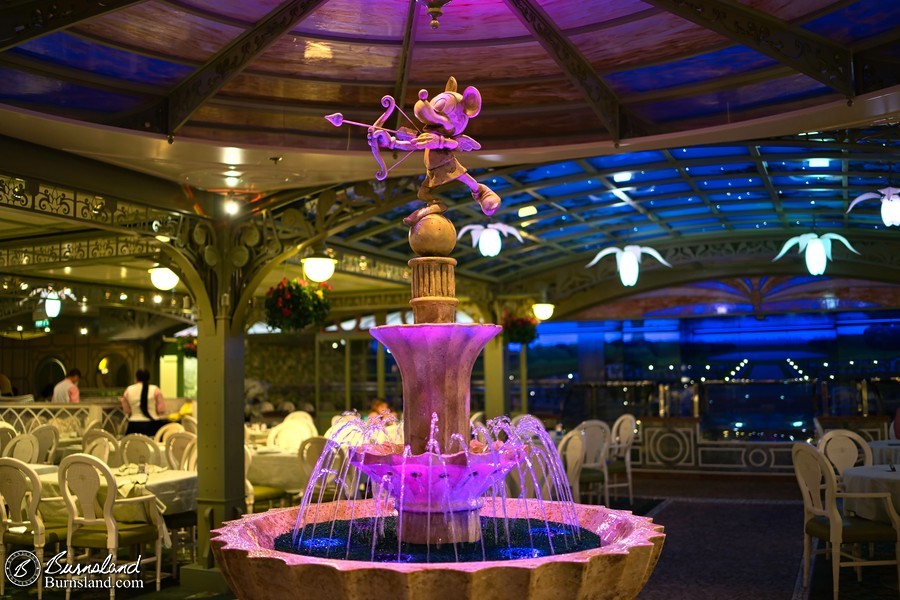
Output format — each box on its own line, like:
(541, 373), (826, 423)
(211, 78), (664, 599)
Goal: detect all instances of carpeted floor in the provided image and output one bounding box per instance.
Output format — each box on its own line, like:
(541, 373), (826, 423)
(638, 498), (804, 600)
(807, 541), (900, 599)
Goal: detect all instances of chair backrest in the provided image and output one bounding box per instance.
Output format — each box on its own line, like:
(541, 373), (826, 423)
(0, 423), (17, 455)
(278, 401), (296, 412)
(298, 437), (347, 492)
(510, 414), (530, 427)
(166, 432), (196, 470)
(0, 457), (46, 543)
(813, 417), (825, 440)
(2, 433), (40, 463)
(82, 418), (102, 435)
(576, 420), (611, 467)
(120, 434), (160, 465)
(181, 415), (197, 434)
(154, 422), (184, 444)
(267, 422), (311, 452)
(470, 411), (485, 426)
(284, 411), (316, 427)
(611, 414), (637, 459)
(557, 429), (584, 496)
(792, 442), (840, 525)
(84, 437), (111, 463)
(0, 373), (12, 395)
(82, 429), (120, 459)
(181, 438), (198, 471)
(58, 454), (118, 545)
(30, 424), (59, 464)
(817, 429), (872, 477)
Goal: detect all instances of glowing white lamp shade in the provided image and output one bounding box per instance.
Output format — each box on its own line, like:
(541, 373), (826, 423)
(458, 223), (523, 258)
(847, 187), (900, 227)
(585, 244), (672, 287)
(804, 237), (827, 275)
(882, 198), (900, 226)
(302, 256), (337, 283)
(149, 267), (180, 290)
(617, 251), (640, 286)
(532, 302), (555, 321)
(773, 232), (858, 276)
(44, 291), (61, 318)
(477, 228), (502, 257)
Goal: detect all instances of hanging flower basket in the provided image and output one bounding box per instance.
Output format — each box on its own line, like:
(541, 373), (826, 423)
(264, 278), (331, 331)
(177, 336), (197, 358)
(503, 314), (538, 345)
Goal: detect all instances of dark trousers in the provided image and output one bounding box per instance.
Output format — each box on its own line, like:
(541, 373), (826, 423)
(126, 419), (166, 437)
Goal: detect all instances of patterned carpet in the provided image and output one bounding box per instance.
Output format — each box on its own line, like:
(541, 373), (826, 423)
(638, 498), (805, 600)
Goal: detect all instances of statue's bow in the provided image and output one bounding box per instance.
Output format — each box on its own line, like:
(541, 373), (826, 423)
(325, 95), (419, 181)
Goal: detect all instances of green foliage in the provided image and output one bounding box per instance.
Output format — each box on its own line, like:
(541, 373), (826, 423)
(264, 278), (331, 331)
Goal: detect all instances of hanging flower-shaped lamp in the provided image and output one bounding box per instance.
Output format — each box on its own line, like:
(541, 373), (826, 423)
(457, 223), (523, 257)
(585, 245), (672, 287)
(846, 187), (900, 226)
(772, 232), (859, 276)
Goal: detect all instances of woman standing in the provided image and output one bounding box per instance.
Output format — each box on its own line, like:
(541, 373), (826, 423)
(121, 369), (168, 436)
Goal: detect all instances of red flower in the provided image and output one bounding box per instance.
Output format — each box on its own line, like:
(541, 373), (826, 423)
(282, 308), (292, 316)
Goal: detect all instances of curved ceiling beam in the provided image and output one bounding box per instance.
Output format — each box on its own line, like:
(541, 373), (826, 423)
(116, 0), (329, 136)
(501, 0), (650, 143)
(643, 0), (871, 98)
(0, 0), (147, 52)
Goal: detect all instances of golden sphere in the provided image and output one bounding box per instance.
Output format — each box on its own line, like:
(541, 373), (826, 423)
(409, 214), (457, 256)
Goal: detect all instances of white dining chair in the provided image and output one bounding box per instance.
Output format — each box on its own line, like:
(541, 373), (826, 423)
(30, 424), (59, 465)
(154, 422), (184, 444)
(83, 429), (121, 467)
(817, 429), (873, 488)
(0, 457), (67, 600)
(470, 411), (485, 426)
(120, 434), (160, 466)
(295, 437), (350, 502)
(792, 442), (900, 600)
(556, 429), (584, 501)
(181, 415), (197, 434)
(244, 445), (286, 514)
(84, 437), (112, 463)
(2, 433), (40, 463)
(181, 438), (198, 471)
(0, 423), (17, 455)
(609, 414), (637, 504)
(266, 422), (311, 453)
(284, 410), (317, 431)
(576, 420), (611, 506)
(58, 454), (162, 599)
(166, 432), (196, 470)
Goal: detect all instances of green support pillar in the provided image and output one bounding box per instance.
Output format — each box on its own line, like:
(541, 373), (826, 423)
(483, 336), (506, 419)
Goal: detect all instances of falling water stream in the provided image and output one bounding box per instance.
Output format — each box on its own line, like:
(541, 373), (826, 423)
(279, 413), (600, 563)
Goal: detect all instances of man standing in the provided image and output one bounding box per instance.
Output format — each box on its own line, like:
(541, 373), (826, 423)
(52, 368), (81, 403)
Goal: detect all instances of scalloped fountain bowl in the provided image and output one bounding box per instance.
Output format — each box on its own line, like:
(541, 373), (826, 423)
(211, 498), (664, 600)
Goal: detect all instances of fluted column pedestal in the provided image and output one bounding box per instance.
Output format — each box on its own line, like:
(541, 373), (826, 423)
(409, 257), (458, 324)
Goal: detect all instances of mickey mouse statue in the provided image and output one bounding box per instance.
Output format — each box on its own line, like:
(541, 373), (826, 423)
(381, 77), (501, 226)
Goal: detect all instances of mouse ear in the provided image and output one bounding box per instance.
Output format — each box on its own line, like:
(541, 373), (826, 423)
(462, 86), (482, 118)
(445, 76), (458, 93)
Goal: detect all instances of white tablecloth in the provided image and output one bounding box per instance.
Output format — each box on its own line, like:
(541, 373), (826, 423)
(843, 465), (900, 523)
(868, 440), (900, 466)
(39, 466), (197, 525)
(28, 464), (59, 476)
(247, 448), (307, 493)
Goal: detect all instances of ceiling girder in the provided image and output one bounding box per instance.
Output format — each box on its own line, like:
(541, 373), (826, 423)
(501, 0), (649, 143)
(643, 0), (855, 97)
(0, 0), (146, 52)
(117, 0), (329, 136)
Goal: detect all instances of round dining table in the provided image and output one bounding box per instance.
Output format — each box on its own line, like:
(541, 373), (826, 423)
(843, 465), (900, 523)
(868, 440), (900, 466)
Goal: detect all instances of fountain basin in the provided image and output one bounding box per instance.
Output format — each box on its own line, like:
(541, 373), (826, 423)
(211, 499), (665, 600)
